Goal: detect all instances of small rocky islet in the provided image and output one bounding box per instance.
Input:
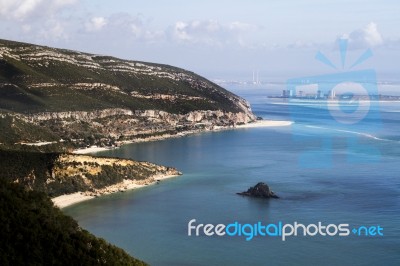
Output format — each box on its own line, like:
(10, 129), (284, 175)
(237, 182), (279, 199)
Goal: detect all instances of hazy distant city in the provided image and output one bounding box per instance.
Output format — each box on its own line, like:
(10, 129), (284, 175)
(213, 71), (400, 100)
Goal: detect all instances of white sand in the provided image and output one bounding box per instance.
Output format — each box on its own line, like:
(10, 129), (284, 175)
(52, 192), (94, 208)
(236, 120), (293, 128)
(72, 146), (115, 154)
(52, 174), (179, 209)
(20, 141), (57, 146)
(71, 120), (293, 154)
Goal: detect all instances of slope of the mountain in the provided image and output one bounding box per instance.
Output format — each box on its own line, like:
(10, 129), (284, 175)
(0, 39), (256, 147)
(0, 178), (147, 266)
(0, 149), (181, 197)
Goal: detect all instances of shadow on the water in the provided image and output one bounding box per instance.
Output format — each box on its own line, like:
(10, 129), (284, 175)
(277, 192), (325, 201)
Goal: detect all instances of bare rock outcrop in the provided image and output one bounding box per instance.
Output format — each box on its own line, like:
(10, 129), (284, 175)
(237, 182), (279, 199)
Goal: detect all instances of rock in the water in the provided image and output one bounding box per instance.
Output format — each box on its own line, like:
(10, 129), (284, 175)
(237, 182), (279, 199)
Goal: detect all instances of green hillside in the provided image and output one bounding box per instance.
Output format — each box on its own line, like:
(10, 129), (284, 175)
(0, 39), (245, 114)
(0, 39), (255, 147)
(0, 178), (147, 266)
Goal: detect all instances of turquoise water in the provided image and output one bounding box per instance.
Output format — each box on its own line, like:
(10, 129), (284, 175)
(65, 98), (400, 265)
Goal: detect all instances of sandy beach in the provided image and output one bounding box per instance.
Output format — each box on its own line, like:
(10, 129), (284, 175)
(72, 146), (116, 154)
(236, 120), (293, 128)
(72, 120), (293, 154)
(52, 192), (95, 208)
(57, 119), (292, 208)
(52, 174), (179, 208)
(20, 141), (58, 146)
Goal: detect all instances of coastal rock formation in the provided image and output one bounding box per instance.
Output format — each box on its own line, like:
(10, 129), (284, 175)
(237, 182), (279, 199)
(0, 150), (181, 197)
(0, 39), (257, 147)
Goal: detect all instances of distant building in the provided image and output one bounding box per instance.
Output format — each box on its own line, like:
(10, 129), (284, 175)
(252, 70), (260, 85)
(282, 90), (290, 97)
(317, 90), (324, 99)
(329, 89), (336, 99)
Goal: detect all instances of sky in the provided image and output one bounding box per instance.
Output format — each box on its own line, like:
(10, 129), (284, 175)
(0, 0), (399, 82)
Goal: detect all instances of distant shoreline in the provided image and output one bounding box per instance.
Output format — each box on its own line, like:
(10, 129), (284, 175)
(72, 120), (293, 155)
(236, 120), (293, 128)
(56, 119), (291, 208)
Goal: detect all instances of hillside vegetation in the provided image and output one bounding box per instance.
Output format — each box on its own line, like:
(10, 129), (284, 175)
(0, 39), (256, 147)
(0, 178), (147, 266)
(0, 149), (180, 197)
(0, 38), (253, 265)
(0, 39), (247, 114)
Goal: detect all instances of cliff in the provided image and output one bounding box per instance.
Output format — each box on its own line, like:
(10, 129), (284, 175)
(0, 38), (258, 265)
(0, 149), (181, 197)
(0, 39), (256, 147)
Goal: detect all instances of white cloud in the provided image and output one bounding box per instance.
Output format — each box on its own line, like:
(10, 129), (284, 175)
(85, 17), (107, 32)
(13, 0), (43, 19)
(173, 21), (191, 41)
(81, 17), (258, 47)
(361, 22), (383, 46)
(105, 13), (161, 41)
(0, 0), (77, 20)
(340, 22), (383, 49)
(79, 13), (166, 45)
(170, 19), (259, 47)
(0, 3), (259, 49)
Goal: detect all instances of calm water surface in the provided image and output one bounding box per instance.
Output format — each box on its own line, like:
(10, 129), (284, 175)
(65, 97), (400, 266)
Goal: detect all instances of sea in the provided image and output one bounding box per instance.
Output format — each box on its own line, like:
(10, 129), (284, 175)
(65, 86), (400, 266)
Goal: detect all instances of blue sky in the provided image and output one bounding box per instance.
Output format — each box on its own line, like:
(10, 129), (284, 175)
(0, 0), (399, 81)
